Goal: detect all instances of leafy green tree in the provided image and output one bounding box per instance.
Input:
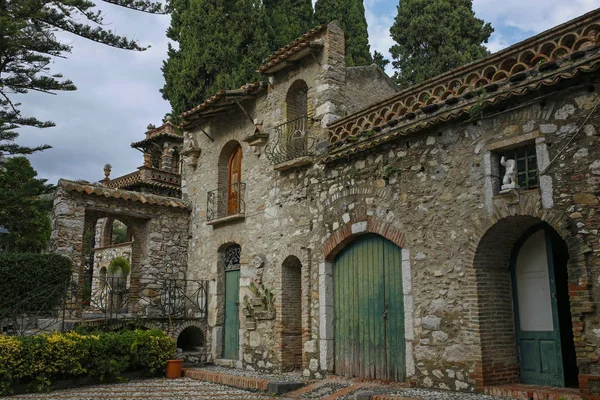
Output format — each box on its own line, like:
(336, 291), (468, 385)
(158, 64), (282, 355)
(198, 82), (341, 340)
(373, 51), (390, 70)
(161, 0), (272, 116)
(1, 0), (166, 156)
(390, 0), (493, 87)
(315, 0), (372, 66)
(265, 0), (314, 50)
(0, 157), (54, 252)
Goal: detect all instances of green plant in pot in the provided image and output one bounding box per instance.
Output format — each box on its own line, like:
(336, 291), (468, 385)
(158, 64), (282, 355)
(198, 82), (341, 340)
(108, 256), (131, 277)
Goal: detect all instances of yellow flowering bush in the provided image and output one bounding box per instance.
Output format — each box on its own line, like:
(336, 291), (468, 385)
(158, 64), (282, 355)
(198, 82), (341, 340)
(0, 329), (175, 395)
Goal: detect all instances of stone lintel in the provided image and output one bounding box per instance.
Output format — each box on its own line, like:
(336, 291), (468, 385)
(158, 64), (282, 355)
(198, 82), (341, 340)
(485, 130), (541, 151)
(206, 213), (245, 226)
(273, 156), (313, 172)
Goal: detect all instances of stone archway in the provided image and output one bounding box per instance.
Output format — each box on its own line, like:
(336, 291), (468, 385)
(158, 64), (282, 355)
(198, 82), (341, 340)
(319, 217), (414, 380)
(466, 209), (591, 390)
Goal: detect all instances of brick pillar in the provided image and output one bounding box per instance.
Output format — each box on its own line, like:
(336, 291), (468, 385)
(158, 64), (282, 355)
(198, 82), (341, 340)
(161, 147), (174, 171)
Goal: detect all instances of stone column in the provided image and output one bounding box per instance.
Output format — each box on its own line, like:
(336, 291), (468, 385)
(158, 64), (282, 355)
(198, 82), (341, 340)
(161, 146), (174, 172)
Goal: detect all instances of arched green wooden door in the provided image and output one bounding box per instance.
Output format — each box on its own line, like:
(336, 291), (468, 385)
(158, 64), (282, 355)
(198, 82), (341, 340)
(223, 245), (240, 360)
(334, 234), (405, 381)
(512, 228), (564, 387)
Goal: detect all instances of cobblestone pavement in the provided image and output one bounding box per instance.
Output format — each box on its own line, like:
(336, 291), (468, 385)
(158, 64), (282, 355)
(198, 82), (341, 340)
(0, 378), (278, 399)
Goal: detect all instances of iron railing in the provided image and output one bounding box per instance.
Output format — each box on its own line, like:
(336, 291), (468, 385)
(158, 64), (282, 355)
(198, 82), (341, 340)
(0, 276), (209, 336)
(206, 182), (246, 221)
(265, 116), (315, 164)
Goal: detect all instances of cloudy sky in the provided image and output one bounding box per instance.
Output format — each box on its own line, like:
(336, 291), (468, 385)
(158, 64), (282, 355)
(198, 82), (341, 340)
(15, 0), (600, 184)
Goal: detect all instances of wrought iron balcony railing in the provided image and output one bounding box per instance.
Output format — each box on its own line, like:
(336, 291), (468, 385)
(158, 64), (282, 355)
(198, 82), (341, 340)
(0, 276), (209, 336)
(265, 116), (315, 165)
(207, 182), (246, 222)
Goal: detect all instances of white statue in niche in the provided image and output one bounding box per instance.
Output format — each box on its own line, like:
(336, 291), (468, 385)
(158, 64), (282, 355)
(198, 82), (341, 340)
(500, 156), (519, 191)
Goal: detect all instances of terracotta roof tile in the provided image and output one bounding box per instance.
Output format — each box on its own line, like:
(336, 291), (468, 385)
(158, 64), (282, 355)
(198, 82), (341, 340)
(325, 51), (600, 162)
(257, 24), (328, 73)
(181, 82), (268, 122)
(58, 179), (188, 210)
(328, 8), (600, 147)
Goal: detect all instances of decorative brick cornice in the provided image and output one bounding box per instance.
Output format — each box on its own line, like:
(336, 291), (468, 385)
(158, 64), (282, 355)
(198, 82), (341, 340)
(326, 9), (600, 156)
(323, 217), (406, 260)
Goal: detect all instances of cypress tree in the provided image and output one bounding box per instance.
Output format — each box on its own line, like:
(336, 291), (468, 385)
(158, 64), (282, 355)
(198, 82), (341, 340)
(161, 0), (270, 116)
(265, 0), (314, 50)
(390, 0), (493, 88)
(161, 0), (272, 117)
(314, 0), (372, 66)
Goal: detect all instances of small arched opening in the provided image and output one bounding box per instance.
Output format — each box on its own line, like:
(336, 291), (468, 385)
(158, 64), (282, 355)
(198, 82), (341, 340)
(286, 80), (308, 122)
(177, 326), (205, 352)
(279, 255), (303, 371)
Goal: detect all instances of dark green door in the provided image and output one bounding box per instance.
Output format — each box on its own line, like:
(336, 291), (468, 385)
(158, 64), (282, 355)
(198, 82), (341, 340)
(223, 269), (240, 360)
(512, 228), (564, 387)
(334, 234), (405, 381)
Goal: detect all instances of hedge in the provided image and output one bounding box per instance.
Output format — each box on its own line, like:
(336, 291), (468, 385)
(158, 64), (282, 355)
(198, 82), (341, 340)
(0, 253), (72, 312)
(0, 329), (176, 394)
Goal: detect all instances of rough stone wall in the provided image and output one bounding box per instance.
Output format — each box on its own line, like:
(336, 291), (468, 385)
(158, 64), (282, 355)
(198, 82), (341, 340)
(182, 22), (600, 393)
(51, 188), (190, 316)
(344, 65), (399, 114)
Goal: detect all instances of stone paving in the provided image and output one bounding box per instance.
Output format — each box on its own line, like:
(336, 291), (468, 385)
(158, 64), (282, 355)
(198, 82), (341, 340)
(0, 378), (277, 400)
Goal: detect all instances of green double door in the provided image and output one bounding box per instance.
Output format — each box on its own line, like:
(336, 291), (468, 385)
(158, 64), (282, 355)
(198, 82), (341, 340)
(223, 269), (240, 360)
(334, 234), (405, 381)
(512, 228), (565, 387)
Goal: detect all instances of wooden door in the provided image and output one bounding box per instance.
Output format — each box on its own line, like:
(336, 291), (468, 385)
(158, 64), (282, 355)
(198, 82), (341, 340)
(333, 234), (405, 381)
(223, 268), (240, 360)
(227, 146), (242, 215)
(512, 228), (564, 387)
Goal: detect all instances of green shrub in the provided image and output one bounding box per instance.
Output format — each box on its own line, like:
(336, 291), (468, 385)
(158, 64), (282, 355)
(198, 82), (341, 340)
(0, 253), (72, 313)
(108, 256), (131, 276)
(0, 329), (175, 394)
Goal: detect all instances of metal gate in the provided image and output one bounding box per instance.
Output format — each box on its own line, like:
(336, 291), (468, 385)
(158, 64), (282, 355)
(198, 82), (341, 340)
(333, 234), (405, 380)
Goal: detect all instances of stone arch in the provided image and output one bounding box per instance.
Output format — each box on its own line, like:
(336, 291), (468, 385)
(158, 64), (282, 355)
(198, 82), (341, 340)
(176, 325), (205, 351)
(276, 255), (304, 371)
(319, 217), (413, 378)
(323, 217), (405, 261)
(465, 208), (590, 390)
(217, 140), (243, 190)
(286, 80), (309, 122)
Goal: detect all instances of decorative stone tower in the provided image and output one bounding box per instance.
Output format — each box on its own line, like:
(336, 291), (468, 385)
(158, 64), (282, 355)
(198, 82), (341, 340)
(101, 119), (184, 198)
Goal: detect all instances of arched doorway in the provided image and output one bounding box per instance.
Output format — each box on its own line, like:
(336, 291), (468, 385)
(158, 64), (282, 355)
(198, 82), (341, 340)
(511, 225), (577, 387)
(333, 234), (405, 381)
(222, 244), (241, 360)
(473, 216), (578, 388)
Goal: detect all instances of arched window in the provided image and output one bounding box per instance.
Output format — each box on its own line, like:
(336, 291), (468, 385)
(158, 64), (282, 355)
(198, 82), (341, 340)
(286, 80), (308, 122)
(209, 141), (245, 221)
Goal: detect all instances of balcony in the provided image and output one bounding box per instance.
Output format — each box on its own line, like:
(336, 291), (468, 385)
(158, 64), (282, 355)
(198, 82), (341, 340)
(206, 182), (246, 225)
(265, 116), (315, 170)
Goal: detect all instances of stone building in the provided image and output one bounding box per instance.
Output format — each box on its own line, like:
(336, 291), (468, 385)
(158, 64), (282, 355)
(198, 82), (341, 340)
(51, 10), (600, 398)
(103, 120), (183, 198)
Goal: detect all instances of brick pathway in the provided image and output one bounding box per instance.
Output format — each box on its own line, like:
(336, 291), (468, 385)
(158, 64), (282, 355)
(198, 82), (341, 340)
(0, 378), (277, 399)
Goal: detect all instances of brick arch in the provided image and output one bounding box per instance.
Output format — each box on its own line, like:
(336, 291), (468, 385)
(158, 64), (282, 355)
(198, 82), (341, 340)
(464, 205), (591, 390)
(172, 320), (208, 341)
(323, 217), (406, 261)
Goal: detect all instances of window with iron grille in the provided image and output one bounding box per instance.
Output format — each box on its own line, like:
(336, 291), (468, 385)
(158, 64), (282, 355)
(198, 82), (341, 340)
(498, 144), (539, 190)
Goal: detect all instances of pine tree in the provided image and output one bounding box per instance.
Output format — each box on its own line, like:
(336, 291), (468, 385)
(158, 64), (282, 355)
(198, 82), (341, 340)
(0, 157), (54, 253)
(314, 0), (372, 66)
(390, 0), (493, 88)
(161, 0), (273, 117)
(0, 0), (166, 156)
(265, 0), (314, 50)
